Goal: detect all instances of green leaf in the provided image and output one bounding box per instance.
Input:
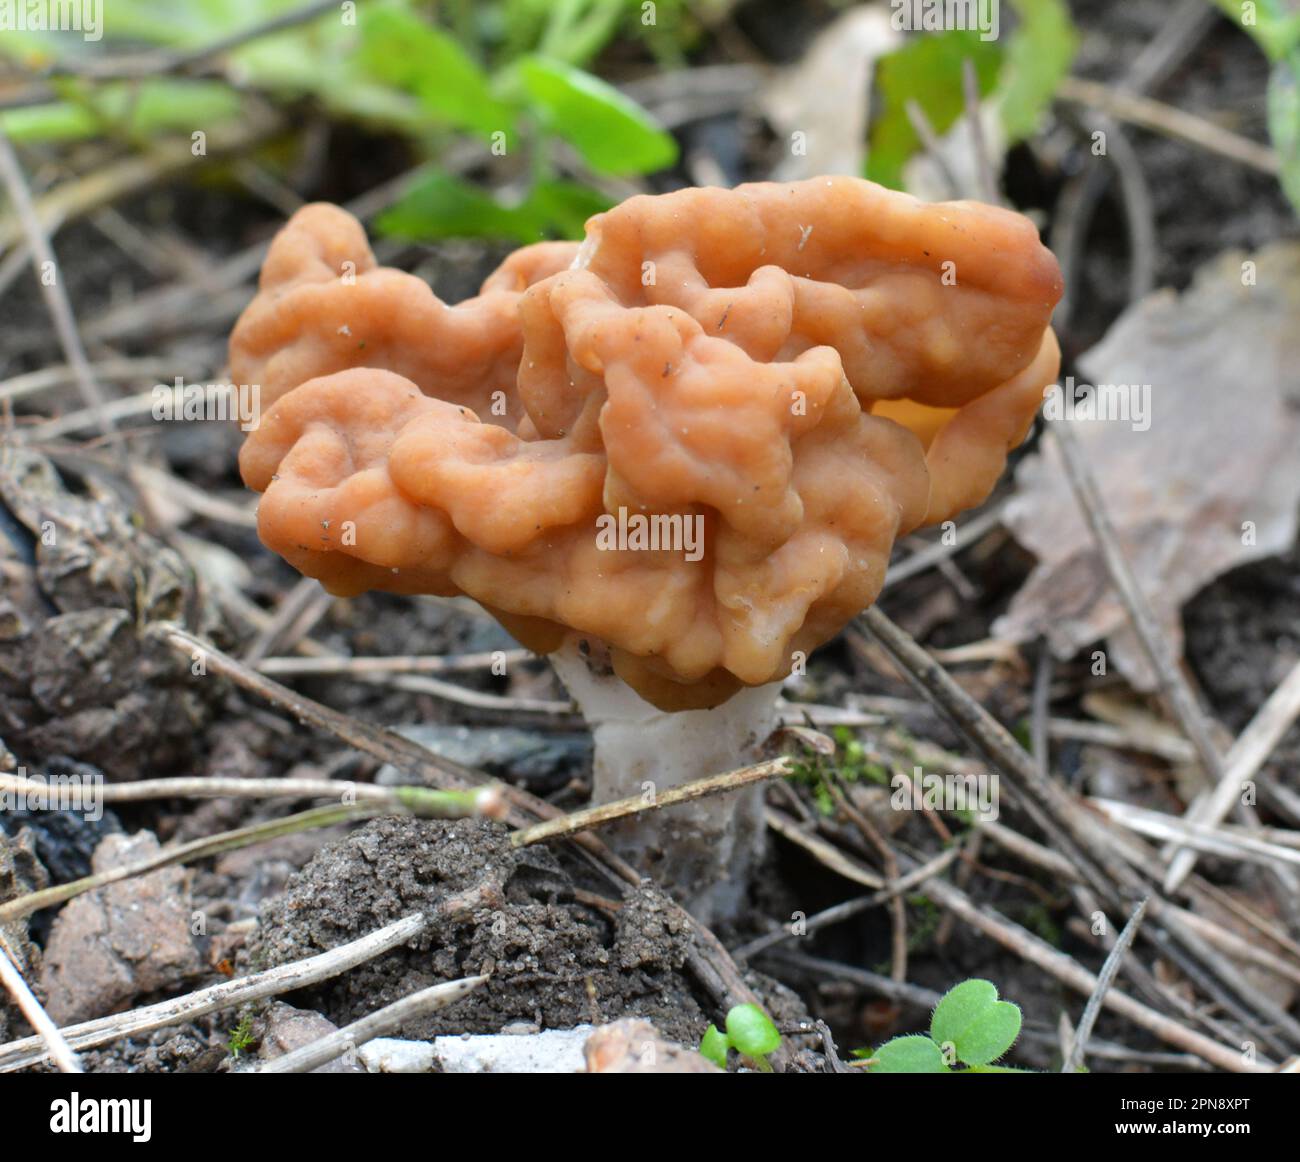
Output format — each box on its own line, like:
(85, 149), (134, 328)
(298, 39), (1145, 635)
(867, 1035), (949, 1073)
(866, 30), (1003, 190)
(0, 79), (243, 144)
(375, 168), (544, 244)
(1268, 52), (1300, 213)
(1212, 1), (1300, 215)
(0, 103), (96, 145)
(375, 169), (610, 243)
(1214, 0), (1300, 63)
(536, 0), (626, 67)
(699, 1024), (729, 1070)
(930, 979), (1022, 1067)
(724, 1003), (782, 1058)
(0, 0), (246, 57)
(525, 179), (614, 236)
(357, 6), (514, 134)
(517, 55), (677, 175)
(997, 0), (1078, 143)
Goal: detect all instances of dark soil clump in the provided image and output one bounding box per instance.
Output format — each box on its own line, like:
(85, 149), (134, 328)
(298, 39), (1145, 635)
(250, 817), (712, 1045)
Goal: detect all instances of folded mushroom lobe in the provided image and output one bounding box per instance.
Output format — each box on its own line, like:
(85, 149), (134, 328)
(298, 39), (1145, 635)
(230, 202), (578, 421)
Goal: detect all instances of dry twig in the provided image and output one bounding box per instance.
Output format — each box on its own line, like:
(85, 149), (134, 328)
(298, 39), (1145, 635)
(1057, 76), (1279, 175)
(0, 129), (121, 457)
(0, 804), (387, 923)
(1063, 898), (1149, 1072)
(254, 974), (489, 1073)
(0, 943), (82, 1073)
(512, 759), (793, 846)
(1166, 657), (1300, 890)
(1049, 422), (1225, 789)
(0, 913), (434, 1072)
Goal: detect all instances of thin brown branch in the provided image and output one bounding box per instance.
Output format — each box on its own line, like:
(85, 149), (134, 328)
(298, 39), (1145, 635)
(242, 576), (333, 665)
(858, 605), (1135, 903)
(882, 501), (1008, 589)
(765, 807), (886, 890)
(733, 845), (960, 961)
(832, 782), (908, 981)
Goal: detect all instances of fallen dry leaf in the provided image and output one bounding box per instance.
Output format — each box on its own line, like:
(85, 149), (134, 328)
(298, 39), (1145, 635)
(761, 6), (899, 180)
(995, 243), (1300, 689)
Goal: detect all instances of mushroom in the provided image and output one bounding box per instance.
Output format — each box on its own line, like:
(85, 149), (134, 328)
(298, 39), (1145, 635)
(230, 178), (1062, 922)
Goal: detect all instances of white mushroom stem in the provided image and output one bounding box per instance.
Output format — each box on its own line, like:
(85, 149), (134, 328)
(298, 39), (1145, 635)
(549, 638), (782, 925)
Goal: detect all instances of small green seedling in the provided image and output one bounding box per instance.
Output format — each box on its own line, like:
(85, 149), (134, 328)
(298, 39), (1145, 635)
(787, 726), (889, 815)
(863, 979), (1027, 1073)
(700, 1003), (782, 1072)
(228, 1012), (256, 1059)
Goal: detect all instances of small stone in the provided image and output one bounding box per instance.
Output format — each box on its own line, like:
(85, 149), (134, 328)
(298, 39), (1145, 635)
(40, 831), (203, 1023)
(358, 1037), (435, 1074)
(258, 1002), (362, 1074)
(429, 1025), (596, 1073)
(583, 1019), (720, 1073)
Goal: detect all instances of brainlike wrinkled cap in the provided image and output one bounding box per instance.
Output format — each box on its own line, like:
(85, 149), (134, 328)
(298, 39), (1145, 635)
(231, 178), (1062, 710)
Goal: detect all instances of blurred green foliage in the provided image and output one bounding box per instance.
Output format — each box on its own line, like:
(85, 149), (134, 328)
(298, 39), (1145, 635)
(996, 0), (1079, 142)
(1214, 0), (1300, 212)
(1215, 0), (1300, 62)
(0, 0), (685, 241)
(374, 170), (610, 243)
(867, 0), (1078, 189)
(0, 78), (245, 143)
(9, 0), (1285, 245)
(867, 28), (1002, 190)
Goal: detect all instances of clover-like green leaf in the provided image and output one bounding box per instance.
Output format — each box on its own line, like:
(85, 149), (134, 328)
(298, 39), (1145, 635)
(699, 1024), (729, 1070)
(930, 978), (1022, 1067)
(867, 1035), (949, 1073)
(724, 1003), (781, 1059)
